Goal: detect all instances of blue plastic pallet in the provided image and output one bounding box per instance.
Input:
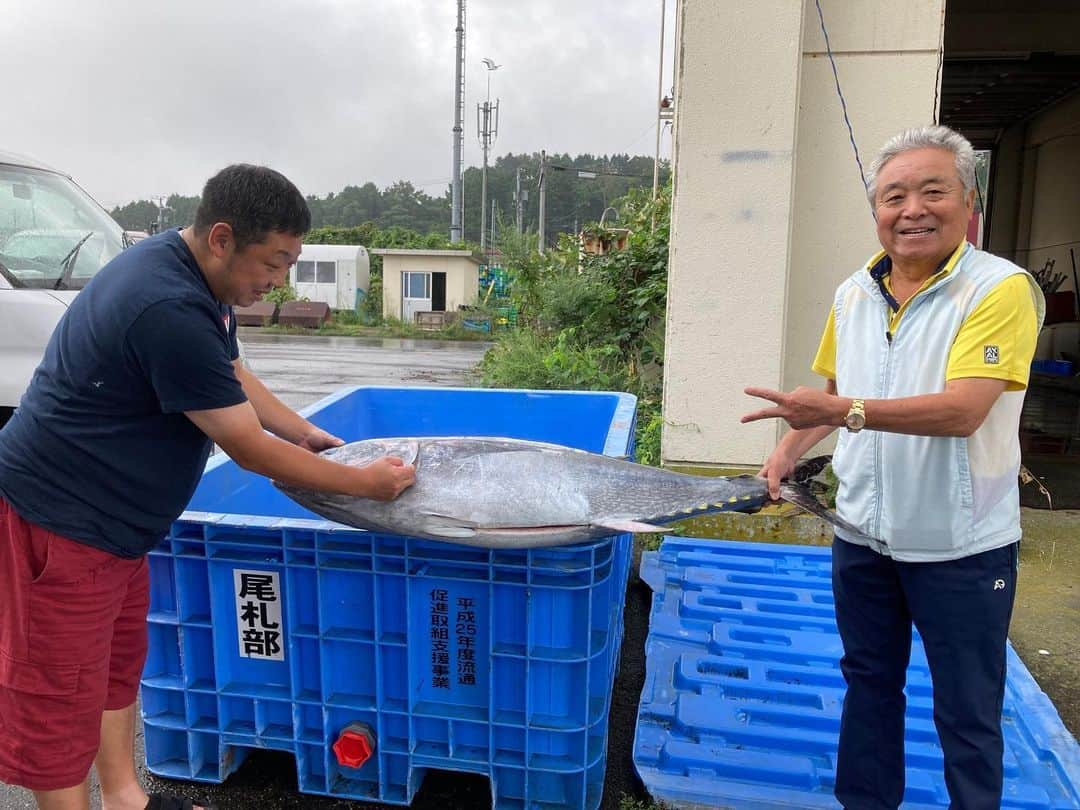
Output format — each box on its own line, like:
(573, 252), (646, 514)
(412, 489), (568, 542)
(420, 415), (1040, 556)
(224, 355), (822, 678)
(635, 538), (1080, 809)
(142, 386), (636, 810)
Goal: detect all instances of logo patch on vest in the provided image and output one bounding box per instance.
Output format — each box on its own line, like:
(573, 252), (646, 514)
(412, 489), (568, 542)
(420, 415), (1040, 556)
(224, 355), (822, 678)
(984, 345), (1000, 365)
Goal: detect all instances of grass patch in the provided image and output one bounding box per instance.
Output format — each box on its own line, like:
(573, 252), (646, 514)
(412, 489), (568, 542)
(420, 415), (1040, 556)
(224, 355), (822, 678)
(618, 796), (672, 810)
(249, 320), (493, 342)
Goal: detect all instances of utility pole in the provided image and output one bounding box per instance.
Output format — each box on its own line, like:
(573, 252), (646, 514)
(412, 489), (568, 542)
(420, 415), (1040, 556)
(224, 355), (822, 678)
(537, 150), (546, 254)
(478, 57), (500, 253)
(514, 166), (526, 234)
(652, 0), (667, 200)
(490, 199), (497, 252)
(449, 0), (466, 243)
(150, 196), (171, 234)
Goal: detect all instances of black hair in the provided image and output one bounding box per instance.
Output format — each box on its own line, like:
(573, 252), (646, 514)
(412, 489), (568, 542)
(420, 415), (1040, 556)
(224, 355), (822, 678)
(194, 164), (311, 250)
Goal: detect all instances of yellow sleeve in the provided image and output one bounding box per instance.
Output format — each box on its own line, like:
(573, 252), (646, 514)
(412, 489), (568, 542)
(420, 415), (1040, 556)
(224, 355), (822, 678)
(811, 307), (837, 380)
(946, 274), (1040, 391)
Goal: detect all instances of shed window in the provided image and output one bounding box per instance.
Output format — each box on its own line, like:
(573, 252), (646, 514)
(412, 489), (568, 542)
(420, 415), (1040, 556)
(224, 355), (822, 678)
(296, 260), (315, 282)
(404, 271), (431, 298)
(316, 261), (336, 283)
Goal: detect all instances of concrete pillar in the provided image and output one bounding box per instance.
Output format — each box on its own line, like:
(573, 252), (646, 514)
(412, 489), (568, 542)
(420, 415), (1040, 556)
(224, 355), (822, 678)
(662, 0), (806, 469)
(663, 0), (946, 468)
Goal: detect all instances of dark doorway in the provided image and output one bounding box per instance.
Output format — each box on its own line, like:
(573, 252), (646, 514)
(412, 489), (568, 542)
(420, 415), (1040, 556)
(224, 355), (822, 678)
(432, 272), (447, 312)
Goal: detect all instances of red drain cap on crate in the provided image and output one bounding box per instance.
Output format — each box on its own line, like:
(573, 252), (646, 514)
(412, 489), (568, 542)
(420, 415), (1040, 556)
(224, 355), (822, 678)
(333, 722), (376, 768)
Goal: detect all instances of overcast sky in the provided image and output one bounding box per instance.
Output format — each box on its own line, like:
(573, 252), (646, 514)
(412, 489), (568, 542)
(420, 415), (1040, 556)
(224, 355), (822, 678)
(4, 0), (676, 208)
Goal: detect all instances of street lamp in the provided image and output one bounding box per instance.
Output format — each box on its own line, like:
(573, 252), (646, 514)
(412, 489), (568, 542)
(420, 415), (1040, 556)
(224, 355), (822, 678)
(481, 57), (501, 97)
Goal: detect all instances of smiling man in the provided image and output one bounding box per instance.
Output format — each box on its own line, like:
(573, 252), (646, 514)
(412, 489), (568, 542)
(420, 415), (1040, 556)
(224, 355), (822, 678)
(742, 127), (1043, 809)
(0, 165), (415, 810)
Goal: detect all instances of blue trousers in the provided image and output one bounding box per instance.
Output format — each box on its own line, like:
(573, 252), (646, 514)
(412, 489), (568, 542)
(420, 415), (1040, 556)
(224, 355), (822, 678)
(831, 537), (1018, 810)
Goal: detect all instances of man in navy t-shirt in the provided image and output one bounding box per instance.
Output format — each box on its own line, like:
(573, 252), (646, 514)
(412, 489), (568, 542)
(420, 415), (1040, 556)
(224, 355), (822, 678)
(0, 165), (415, 810)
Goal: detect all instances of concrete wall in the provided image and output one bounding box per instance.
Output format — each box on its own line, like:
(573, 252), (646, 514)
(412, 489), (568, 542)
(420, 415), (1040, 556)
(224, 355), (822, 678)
(987, 90), (1080, 336)
(662, 0), (804, 470)
(1014, 93), (1080, 282)
(381, 254), (480, 320)
(663, 0), (946, 468)
(986, 124), (1027, 261)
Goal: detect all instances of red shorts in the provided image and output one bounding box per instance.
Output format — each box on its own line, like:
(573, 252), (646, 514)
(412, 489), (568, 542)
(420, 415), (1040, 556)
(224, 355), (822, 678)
(0, 498), (149, 791)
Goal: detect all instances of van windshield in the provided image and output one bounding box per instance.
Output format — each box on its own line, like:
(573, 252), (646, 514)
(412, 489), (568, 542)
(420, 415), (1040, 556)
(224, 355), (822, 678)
(0, 164), (125, 290)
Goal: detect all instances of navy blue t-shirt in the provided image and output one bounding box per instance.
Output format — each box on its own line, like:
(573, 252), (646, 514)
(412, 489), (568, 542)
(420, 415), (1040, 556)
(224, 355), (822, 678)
(0, 230), (246, 557)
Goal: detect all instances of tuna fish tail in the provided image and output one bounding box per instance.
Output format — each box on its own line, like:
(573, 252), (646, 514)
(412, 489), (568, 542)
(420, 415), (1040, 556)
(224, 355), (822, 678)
(778, 481), (877, 541)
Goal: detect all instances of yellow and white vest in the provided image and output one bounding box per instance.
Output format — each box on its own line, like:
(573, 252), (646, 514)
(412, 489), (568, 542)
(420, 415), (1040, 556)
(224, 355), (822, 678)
(831, 245), (1045, 562)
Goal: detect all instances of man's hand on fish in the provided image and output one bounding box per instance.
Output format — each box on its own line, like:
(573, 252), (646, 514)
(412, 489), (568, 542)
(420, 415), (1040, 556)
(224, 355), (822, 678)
(757, 446), (799, 501)
(741, 386), (848, 430)
(297, 426), (346, 453)
(354, 455), (416, 501)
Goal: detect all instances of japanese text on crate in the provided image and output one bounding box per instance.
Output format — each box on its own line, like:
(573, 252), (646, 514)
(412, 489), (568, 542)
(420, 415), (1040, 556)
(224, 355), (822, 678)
(430, 589), (478, 688)
(235, 569), (284, 661)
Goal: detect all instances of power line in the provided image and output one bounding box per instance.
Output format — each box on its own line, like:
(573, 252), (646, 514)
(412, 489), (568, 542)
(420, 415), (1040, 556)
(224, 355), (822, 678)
(545, 163), (653, 179)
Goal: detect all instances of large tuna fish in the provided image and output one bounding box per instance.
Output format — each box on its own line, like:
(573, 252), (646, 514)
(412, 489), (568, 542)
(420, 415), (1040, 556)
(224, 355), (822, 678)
(274, 436), (862, 548)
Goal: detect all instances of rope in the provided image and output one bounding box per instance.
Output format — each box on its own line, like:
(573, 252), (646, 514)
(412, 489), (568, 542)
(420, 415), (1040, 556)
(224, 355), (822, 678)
(814, 0), (871, 207)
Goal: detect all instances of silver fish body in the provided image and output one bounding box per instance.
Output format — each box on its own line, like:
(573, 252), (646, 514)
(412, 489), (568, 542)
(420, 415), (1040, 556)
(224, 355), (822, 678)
(274, 436), (857, 548)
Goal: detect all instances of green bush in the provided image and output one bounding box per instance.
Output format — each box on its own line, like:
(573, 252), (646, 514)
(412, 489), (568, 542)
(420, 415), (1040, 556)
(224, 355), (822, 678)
(361, 271), (383, 324)
(481, 186), (671, 463)
(265, 284), (299, 306)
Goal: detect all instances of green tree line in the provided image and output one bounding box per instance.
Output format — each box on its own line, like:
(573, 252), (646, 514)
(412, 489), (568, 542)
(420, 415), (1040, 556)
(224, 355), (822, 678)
(109, 153), (670, 247)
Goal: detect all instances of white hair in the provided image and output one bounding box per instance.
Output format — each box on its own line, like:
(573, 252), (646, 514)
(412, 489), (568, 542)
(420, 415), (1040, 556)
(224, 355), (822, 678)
(865, 125), (976, 204)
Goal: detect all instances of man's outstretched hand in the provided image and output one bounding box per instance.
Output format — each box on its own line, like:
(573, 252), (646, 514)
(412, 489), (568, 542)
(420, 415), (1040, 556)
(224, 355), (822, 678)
(742, 386), (847, 430)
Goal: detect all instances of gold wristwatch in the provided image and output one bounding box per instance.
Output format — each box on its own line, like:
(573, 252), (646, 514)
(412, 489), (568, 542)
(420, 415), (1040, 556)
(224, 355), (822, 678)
(844, 398), (866, 433)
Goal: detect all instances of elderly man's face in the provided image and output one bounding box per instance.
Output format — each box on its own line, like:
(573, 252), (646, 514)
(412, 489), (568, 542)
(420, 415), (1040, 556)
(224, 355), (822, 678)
(874, 147), (975, 274)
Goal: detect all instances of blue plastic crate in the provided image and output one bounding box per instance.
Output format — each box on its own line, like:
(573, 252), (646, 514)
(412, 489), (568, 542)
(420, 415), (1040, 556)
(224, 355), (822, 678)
(634, 538), (1080, 809)
(1032, 359), (1074, 376)
(142, 386), (636, 809)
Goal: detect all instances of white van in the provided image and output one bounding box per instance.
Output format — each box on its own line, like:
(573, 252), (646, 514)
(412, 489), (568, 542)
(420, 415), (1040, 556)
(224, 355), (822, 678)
(0, 151), (128, 427)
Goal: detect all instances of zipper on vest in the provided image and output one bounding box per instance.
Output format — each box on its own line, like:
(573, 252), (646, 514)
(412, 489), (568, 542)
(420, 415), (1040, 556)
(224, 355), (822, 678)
(874, 322), (894, 540)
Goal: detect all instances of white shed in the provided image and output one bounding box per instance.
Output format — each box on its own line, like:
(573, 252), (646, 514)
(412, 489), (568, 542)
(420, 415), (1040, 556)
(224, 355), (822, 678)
(374, 249), (482, 324)
(291, 244), (370, 311)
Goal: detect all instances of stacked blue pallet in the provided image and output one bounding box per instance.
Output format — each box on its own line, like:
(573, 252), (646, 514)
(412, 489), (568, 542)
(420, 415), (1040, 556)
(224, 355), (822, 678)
(141, 386), (637, 810)
(634, 538), (1080, 809)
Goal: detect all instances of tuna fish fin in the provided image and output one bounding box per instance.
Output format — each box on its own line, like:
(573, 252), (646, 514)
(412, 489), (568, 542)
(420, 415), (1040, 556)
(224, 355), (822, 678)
(399, 440), (420, 468)
(591, 519), (668, 533)
(418, 512), (479, 539)
(424, 525), (478, 539)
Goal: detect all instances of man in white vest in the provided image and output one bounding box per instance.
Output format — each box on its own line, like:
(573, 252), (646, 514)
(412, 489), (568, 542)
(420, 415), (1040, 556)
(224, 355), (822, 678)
(742, 125), (1044, 809)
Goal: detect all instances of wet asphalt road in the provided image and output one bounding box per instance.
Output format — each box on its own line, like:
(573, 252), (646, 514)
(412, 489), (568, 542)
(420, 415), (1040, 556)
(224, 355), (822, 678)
(236, 332), (493, 411)
(0, 332), (652, 809)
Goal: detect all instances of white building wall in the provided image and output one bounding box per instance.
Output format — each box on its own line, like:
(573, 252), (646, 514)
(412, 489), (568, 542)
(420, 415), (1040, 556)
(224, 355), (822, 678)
(1019, 93), (1080, 287)
(663, 0), (946, 468)
(662, 0), (805, 470)
(380, 254), (480, 320)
